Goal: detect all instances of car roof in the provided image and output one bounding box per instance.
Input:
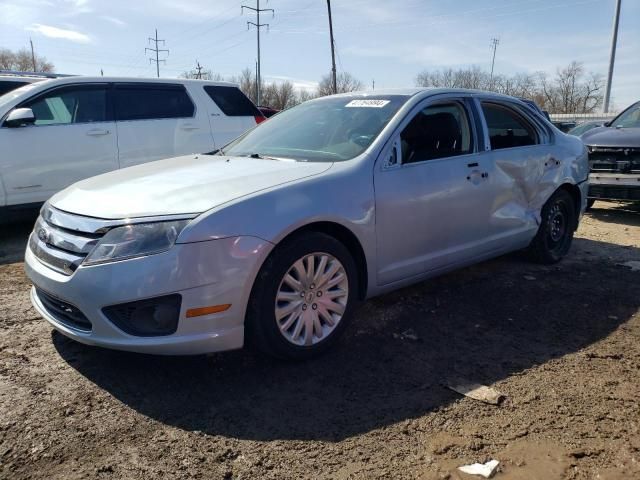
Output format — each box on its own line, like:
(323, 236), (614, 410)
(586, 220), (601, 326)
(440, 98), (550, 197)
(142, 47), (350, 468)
(324, 87), (527, 101)
(27, 76), (240, 88)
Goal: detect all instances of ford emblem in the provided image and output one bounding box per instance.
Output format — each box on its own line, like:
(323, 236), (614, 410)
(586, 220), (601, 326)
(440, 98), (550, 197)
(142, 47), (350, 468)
(37, 228), (49, 243)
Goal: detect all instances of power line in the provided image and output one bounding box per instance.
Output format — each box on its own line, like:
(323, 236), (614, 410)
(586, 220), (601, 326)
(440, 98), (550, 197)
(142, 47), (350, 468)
(489, 37), (499, 89)
(603, 0), (622, 113)
(242, 0), (275, 105)
(145, 28), (169, 78)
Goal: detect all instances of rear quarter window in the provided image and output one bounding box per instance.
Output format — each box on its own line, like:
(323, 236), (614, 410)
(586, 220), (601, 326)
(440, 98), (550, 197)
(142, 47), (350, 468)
(114, 83), (194, 121)
(204, 85), (260, 117)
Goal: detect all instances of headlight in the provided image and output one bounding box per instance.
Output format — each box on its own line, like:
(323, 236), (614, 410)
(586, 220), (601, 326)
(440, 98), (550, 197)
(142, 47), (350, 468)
(84, 220), (189, 265)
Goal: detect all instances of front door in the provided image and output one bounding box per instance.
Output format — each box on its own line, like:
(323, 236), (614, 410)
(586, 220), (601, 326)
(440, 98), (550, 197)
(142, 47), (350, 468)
(374, 97), (496, 285)
(0, 83), (118, 206)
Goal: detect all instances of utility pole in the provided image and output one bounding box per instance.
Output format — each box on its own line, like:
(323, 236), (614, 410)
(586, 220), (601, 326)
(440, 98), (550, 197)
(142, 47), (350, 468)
(29, 38), (36, 72)
(242, 0), (274, 106)
(145, 29), (169, 78)
(603, 0), (622, 113)
(489, 38), (499, 89)
(195, 60), (204, 79)
(327, 0), (337, 94)
(372, 79), (375, 91)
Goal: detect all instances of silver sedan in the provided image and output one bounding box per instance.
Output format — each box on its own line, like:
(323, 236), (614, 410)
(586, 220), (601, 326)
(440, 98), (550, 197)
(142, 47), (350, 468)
(25, 88), (589, 359)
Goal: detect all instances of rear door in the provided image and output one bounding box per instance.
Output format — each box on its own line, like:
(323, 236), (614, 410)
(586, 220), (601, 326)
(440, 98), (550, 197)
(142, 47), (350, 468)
(475, 98), (554, 247)
(0, 83), (118, 206)
(202, 85), (261, 147)
(114, 82), (213, 168)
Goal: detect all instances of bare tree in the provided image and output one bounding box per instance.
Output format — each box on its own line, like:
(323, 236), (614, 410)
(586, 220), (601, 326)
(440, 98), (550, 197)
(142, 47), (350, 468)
(415, 62), (603, 114)
(317, 71), (363, 96)
(0, 47), (54, 72)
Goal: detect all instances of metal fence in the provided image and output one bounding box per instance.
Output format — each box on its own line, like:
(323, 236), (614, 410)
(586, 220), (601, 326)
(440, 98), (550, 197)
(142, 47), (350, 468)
(550, 113), (618, 123)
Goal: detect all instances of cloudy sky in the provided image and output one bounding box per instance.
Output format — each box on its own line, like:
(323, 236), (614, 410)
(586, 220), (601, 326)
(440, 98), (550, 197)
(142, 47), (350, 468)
(1, 0), (638, 109)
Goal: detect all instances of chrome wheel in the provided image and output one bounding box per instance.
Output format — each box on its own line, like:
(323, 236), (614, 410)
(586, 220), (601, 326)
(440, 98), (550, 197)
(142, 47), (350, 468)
(275, 252), (349, 346)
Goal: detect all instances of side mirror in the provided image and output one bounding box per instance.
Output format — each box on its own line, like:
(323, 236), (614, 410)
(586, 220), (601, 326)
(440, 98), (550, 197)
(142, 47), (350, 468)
(4, 108), (36, 128)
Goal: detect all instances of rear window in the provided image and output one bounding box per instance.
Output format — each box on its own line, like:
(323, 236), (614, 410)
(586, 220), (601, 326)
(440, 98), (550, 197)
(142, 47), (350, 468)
(0, 81), (29, 96)
(204, 85), (260, 117)
(114, 83), (194, 121)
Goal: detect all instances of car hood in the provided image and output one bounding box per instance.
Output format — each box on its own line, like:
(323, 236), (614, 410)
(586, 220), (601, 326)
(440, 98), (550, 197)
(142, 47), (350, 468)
(50, 155), (333, 219)
(581, 126), (640, 148)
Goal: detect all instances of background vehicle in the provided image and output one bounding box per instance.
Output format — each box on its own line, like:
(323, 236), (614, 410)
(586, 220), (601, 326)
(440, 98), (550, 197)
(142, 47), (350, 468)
(581, 101), (640, 207)
(568, 120), (604, 137)
(0, 71), (53, 96)
(25, 88), (588, 360)
(0, 77), (264, 218)
(258, 105), (280, 118)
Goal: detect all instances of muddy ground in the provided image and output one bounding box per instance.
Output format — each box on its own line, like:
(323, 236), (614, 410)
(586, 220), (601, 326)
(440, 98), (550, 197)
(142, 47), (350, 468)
(1, 201), (639, 480)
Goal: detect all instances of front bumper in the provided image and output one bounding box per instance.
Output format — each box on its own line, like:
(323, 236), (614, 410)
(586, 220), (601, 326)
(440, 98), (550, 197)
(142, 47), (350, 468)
(588, 173), (640, 201)
(25, 236), (272, 355)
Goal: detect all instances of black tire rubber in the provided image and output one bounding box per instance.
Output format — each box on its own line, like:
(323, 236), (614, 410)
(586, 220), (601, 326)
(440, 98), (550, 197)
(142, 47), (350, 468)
(586, 198), (596, 211)
(245, 232), (359, 360)
(528, 189), (576, 264)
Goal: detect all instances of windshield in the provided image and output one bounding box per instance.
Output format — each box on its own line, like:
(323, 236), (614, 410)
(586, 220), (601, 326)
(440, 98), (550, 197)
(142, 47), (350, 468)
(611, 102), (640, 128)
(222, 95), (410, 162)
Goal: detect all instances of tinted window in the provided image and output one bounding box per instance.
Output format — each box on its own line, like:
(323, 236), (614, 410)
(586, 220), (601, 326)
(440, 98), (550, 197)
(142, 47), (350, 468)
(482, 102), (538, 150)
(0, 81), (29, 96)
(223, 95), (409, 162)
(115, 84), (194, 121)
(400, 102), (473, 164)
(204, 85), (260, 117)
(24, 85), (108, 126)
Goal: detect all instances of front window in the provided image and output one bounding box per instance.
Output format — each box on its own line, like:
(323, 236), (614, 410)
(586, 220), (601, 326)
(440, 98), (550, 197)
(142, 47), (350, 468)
(24, 85), (108, 126)
(611, 103), (640, 128)
(222, 95), (410, 162)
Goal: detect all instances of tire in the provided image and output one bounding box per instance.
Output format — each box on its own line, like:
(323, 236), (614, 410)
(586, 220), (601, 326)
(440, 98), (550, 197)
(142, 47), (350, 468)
(246, 232), (359, 360)
(586, 198), (596, 211)
(528, 189), (576, 264)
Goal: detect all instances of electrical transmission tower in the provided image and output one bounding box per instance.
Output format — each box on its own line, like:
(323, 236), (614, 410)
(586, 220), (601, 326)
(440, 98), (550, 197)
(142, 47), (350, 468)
(242, 0), (274, 106)
(146, 29), (169, 78)
(194, 60), (204, 79)
(489, 38), (499, 89)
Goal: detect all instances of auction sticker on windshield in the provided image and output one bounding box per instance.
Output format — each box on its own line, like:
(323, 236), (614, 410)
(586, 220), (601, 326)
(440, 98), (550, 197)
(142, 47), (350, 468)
(345, 99), (391, 108)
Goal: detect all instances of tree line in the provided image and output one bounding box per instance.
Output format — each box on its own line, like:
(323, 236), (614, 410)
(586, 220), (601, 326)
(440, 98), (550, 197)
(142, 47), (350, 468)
(0, 48), (54, 73)
(184, 60), (604, 114)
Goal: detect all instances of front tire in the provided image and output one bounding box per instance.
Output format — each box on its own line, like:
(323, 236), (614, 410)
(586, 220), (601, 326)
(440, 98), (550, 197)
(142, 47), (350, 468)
(528, 189), (576, 264)
(246, 232), (358, 360)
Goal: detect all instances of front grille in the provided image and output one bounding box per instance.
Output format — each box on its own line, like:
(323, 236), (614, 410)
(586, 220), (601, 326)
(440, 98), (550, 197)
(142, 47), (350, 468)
(36, 288), (92, 332)
(589, 185), (640, 201)
(589, 147), (640, 174)
(29, 207), (107, 276)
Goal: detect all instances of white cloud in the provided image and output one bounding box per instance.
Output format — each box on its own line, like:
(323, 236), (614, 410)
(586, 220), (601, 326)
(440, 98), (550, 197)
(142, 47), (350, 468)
(27, 23), (91, 43)
(101, 15), (126, 27)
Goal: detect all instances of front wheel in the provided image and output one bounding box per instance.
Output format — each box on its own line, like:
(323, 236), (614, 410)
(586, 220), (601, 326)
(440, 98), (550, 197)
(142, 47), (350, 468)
(246, 232), (358, 360)
(528, 189), (576, 264)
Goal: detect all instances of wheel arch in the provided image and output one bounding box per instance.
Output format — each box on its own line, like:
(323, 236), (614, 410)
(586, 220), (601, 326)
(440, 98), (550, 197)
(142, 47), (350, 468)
(558, 182), (582, 229)
(267, 221), (369, 301)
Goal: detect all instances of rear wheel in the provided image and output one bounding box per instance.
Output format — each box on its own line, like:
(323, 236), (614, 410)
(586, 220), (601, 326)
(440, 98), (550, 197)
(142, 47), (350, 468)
(246, 232), (358, 360)
(528, 189), (576, 264)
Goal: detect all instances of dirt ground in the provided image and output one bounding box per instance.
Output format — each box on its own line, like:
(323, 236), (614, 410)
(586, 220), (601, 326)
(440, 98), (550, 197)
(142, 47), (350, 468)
(1, 201), (639, 480)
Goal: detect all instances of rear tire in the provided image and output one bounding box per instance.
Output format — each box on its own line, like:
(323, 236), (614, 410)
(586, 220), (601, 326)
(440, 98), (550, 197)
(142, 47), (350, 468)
(528, 189), (576, 264)
(246, 232), (358, 360)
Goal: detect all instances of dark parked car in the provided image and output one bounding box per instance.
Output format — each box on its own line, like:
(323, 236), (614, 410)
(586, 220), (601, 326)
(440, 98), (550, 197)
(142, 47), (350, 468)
(568, 120), (604, 137)
(257, 105), (280, 118)
(581, 101), (640, 207)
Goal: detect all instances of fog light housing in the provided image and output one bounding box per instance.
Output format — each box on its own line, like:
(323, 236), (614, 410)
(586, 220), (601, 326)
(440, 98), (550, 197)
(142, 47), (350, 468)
(102, 295), (181, 337)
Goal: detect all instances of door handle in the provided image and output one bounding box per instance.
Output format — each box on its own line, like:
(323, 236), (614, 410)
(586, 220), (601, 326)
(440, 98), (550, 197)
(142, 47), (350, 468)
(86, 128), (110, 136)
(181, 124), (200, 131)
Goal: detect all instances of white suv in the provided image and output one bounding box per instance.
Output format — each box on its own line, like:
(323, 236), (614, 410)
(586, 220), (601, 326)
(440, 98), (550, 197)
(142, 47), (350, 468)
(0, 77), (263, 218)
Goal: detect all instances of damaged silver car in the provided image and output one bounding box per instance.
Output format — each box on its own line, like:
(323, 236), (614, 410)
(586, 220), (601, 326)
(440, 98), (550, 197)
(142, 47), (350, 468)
(26, 88), (589, 359)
